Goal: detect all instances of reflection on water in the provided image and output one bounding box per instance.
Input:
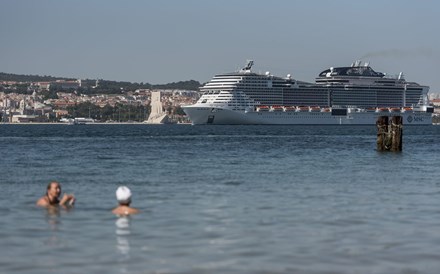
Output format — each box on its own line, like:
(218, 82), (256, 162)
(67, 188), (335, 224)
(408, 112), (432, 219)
(43, 207), (62, 247)
(115, 217), (131, 257)
(41, 206), (75, 248)
(115, 217), (132, 274)
(45, 207), (61, 229)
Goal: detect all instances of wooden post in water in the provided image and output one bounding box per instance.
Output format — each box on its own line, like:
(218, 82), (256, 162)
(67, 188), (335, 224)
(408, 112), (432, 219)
(376, 116), (388, 151)
(390, 116), (403, 152)
(376, 116), (403, 152)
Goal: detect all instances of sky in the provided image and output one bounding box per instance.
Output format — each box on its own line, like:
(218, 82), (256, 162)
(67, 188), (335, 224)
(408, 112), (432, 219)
(2, 0), (440, 93)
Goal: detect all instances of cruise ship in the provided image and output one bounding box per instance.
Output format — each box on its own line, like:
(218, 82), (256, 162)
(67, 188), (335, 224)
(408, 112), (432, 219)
(182, 60), (433, 125)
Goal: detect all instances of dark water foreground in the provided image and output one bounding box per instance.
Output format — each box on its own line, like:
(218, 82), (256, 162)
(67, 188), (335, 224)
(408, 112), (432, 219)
(1, 124), (440, 274)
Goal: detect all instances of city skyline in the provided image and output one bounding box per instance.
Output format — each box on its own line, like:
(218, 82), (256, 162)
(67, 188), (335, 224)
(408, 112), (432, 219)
(2, 0), (440, 92)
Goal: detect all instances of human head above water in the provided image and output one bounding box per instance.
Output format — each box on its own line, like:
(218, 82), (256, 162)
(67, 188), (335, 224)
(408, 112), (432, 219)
(116, 186), (132, 205)
(46, 181), (61, 198)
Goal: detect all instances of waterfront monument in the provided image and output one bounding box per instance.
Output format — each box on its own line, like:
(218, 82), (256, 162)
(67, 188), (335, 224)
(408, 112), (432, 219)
(146, 91), (169, 124)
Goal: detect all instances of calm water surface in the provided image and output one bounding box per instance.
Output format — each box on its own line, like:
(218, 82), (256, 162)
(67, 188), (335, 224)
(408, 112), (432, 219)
(1, 124), (440, 274)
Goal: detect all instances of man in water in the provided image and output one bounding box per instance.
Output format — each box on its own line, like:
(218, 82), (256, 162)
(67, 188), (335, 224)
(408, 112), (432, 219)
(36, 181), (75, 207)
(112, 186), (139, 215)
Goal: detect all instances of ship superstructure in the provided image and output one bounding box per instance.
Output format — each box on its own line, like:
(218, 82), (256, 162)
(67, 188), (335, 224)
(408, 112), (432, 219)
(182, 60), (433, 125)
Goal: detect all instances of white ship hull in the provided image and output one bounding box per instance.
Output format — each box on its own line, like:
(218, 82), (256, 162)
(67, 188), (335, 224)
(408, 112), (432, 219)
(183, 106), (432, 125)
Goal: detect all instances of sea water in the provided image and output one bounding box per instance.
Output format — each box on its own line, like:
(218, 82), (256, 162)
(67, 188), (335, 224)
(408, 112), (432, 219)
(1, 124), (440, 274)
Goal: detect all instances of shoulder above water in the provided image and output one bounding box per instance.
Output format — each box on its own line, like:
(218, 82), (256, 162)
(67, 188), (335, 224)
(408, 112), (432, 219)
(112, 206), (140, 216)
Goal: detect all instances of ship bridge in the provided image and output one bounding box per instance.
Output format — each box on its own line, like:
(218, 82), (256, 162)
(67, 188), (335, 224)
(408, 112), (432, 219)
(318, 65), (385, 78)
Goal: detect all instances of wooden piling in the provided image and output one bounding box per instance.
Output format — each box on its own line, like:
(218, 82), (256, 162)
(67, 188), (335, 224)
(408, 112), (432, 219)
(390, 116), (403, 152)
(376, 116), (388, 151)
(376, 115), (403, 152)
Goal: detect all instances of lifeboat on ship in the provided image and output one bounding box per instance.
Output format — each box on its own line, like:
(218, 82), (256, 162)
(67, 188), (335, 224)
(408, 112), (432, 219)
(376, 107), (388, 113)
(321, 108), (331, 112)
(297, 106), (309, 112)
(309, 106), (321, 112)
(271, 105), (284, 112)
(389, 107), (401, 113)
(366, 107), (376, 112)
(284, 106), (296, 112)
(257, 106), (269, 112)
(401, 107), (413, 112)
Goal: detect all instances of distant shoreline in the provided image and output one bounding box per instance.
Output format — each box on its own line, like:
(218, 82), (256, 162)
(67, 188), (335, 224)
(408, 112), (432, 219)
(2, 123), (438, 126)
(0, 122), (192, 125)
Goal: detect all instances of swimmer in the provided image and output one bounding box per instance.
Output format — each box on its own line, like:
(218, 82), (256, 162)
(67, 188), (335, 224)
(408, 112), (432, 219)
(36, 181), (75, 207)
(112, 186), (139, 216)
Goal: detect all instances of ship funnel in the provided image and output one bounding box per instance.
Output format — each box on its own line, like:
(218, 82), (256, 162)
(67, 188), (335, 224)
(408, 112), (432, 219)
(398, 72), (404, 80)
(243, 60), (254, 71)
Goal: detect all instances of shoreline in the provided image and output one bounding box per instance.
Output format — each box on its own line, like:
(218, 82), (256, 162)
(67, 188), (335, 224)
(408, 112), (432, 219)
(0, 122), (192, 125)
(1, 122), (438, 125)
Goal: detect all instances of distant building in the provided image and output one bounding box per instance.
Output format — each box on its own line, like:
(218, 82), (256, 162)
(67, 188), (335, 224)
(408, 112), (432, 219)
(52, 100), (77, 109)
(0, 98), (11, 108)
(92, 79), (101, 88)
(36, 82), (51, 90)
(11, 114), (47, 123)
(431, 99), (440, 107)
(54, 109), (69, 118)
(0, 81), (18, 85)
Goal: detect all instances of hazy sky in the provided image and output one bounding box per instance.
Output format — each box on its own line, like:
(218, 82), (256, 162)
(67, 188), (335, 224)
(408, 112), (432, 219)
(2, 0), (440, 92)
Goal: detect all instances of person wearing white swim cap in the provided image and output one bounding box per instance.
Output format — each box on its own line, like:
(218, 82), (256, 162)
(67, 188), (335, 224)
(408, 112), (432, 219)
(112, 186), (139, 215)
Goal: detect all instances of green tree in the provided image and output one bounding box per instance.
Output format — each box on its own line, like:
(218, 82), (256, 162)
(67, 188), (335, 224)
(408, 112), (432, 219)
(42, 89), (59, 100)
(100, 104), (114, 121)
(67, 102), (100, 119)
(15, 84), (31, 94)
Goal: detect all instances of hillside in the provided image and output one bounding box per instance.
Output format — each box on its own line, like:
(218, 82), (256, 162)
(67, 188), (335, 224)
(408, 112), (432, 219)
(0, 72), (202, 91)
(0, 72), (74, 82)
